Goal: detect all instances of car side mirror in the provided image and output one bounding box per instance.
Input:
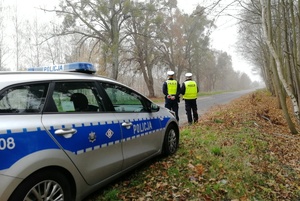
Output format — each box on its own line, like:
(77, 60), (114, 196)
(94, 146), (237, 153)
(151, 103), (160, 112)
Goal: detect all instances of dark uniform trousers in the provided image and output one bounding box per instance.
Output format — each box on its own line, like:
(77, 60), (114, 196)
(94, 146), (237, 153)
(165, 98), (179, 121)
(184, 99), (198, 124)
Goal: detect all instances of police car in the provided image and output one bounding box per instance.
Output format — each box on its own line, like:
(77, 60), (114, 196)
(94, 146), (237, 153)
(0, 62), (179, 201)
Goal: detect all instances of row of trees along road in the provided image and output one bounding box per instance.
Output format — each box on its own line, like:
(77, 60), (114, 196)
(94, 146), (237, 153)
(237, 0), (300, 134)
(0, 0), (257, 98)
(4, 0), (300, 134)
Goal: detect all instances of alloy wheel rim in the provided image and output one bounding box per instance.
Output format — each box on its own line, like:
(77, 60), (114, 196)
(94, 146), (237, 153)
(24, 180), (64, 201)
(168, 129), (177, 153)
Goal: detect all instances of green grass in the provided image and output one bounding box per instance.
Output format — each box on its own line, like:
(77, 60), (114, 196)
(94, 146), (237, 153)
(198, 90), (228, 97)
(102, 189), (120, 201)
(178, 127), (269, 200)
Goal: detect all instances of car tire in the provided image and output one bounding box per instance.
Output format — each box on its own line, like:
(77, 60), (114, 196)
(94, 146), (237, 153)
(8, 170), (73, 201)
(162, 124), (179, 156)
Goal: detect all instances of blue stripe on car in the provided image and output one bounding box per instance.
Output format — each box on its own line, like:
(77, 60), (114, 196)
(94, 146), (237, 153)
(0, 116), (171, 170)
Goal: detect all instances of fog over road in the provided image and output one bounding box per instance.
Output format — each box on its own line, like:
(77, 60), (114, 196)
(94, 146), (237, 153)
(173, 89), (257, 126)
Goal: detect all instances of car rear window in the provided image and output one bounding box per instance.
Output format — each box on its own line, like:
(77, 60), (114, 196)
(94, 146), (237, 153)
(0, 84), (48, 114)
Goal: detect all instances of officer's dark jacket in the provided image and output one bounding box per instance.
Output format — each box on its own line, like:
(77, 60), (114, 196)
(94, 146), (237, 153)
(162, 78), (181, 101)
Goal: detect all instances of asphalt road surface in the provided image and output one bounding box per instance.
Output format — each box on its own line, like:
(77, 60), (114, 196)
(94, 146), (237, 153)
(163, 89), (257, 126)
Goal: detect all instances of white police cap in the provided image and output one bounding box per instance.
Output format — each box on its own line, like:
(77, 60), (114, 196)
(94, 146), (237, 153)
(167, 71), (175, 76)
(185, 72), (193, 77)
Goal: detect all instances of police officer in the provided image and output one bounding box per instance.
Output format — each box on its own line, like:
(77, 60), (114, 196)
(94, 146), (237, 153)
(162, 70), (180, 121)
(181, 72), (199, 124)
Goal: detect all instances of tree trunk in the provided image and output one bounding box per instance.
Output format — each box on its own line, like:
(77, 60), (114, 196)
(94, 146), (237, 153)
(289, 0), (300, 109)
(260, 0), (299, 134)
(110, 0), (120, 80)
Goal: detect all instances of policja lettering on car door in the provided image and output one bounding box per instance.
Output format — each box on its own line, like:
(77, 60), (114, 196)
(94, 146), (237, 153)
(133, 121), (153, 134)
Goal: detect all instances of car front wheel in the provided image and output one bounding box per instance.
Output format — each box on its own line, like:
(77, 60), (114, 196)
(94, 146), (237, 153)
(8, 170), (73, 201)
(162, 124), (179, 156)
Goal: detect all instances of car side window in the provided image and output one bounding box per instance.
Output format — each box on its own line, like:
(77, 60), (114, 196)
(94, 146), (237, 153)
(0, 84), (48, 114)
(50, 82), (104, 113)
(101, 83), (146, 112)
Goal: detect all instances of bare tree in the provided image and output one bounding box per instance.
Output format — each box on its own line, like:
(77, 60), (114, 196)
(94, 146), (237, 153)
(124, 1), (162, 97)
(45, 0), (131, 80)
(23, 16), (49, 67)
(260, 0), (299, 133)
(11, 4), (24, 70)
(0, 1), (9, 71)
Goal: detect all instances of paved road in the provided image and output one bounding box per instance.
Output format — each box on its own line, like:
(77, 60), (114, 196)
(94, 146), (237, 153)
(161, 89), (257, 126)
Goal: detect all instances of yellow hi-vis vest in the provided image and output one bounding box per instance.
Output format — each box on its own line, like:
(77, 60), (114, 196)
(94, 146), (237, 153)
(183, 80), (197, 99)
(166, 80), (178, 95)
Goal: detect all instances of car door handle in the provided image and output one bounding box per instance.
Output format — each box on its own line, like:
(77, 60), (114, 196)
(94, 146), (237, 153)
(122, 122), (133, 129)
(55, 128), (77, 138)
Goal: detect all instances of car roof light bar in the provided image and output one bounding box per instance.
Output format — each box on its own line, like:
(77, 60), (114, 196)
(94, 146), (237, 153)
(27, 62), (96, 74)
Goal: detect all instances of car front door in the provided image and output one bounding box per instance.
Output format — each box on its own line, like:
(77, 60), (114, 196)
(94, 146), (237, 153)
(41, 81), (123, 185)
(99, 82), (163, 169)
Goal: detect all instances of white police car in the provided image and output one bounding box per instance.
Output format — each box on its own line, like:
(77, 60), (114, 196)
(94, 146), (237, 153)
(0, 62), (179, 201)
